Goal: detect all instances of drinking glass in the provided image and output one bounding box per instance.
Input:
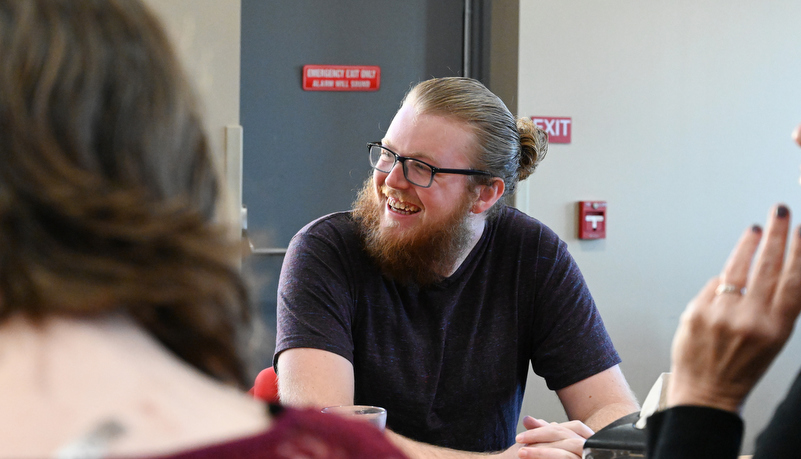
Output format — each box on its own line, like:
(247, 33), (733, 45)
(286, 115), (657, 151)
(321, 405), (387, 431)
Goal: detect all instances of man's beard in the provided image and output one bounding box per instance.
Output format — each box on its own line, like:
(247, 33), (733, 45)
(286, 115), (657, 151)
(352, 178), (475, 286)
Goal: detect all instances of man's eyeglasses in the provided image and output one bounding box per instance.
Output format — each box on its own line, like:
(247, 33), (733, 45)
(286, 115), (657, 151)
(367, 142), (492, 188)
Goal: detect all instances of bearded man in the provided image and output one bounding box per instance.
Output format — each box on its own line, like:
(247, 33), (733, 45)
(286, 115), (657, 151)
(274, 77), (640, 459)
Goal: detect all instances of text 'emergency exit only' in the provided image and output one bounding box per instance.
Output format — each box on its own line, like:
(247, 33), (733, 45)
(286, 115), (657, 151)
(302, 65), (381, 91)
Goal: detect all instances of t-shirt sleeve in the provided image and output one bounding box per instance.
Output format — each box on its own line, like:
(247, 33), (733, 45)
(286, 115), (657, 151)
(527, 231), (622, 390)
(274, 217), (357, 368)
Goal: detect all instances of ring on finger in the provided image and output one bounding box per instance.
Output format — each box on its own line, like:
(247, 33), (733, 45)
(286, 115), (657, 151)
(715, 283), (745, 296)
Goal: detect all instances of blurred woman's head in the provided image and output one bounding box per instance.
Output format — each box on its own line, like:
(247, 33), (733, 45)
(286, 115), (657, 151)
(0, 0), (249, 386)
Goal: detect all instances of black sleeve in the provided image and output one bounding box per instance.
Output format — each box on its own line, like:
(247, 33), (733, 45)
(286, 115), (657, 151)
(646, 406), (743, 459)
(753, 369), (801, 458)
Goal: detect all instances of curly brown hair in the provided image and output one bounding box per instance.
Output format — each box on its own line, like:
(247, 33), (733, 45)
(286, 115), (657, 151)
(0, 0), (250, 387)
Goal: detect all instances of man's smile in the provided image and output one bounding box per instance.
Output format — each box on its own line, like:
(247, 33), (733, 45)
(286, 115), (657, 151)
(386, 196), (421, 215)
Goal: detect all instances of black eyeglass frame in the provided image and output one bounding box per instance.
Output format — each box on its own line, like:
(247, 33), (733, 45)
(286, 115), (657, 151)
(367, 142), (492, 188)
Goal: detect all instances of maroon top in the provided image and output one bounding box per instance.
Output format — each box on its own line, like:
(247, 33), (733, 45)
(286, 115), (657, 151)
(148, 406), (407, 459)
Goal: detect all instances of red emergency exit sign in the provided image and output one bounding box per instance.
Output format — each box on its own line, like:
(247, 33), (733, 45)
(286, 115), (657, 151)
(302, 65), (381, 91)
(531, 116), (572, 143)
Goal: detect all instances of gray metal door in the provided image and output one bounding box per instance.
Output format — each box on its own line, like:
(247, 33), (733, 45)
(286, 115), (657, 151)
(240, 0), (467, 369)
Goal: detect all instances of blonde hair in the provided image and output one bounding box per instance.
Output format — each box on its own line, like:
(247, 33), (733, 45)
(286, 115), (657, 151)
(404, 77), (548, 218)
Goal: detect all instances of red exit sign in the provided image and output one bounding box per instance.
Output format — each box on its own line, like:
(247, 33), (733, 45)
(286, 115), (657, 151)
(531, 116), (572, 143)
(302, 65), (381, 91)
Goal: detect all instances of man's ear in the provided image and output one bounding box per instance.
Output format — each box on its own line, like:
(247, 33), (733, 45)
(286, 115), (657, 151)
(471, 177), (505, 214)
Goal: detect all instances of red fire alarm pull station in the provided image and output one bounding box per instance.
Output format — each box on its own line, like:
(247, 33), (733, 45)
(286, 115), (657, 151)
(578, 201), (606, 239)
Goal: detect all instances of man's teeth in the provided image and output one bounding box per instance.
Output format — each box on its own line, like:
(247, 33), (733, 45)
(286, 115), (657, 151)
(388, 197), (420, 214)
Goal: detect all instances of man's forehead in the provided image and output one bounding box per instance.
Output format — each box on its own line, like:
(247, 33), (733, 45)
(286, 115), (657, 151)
(383, 105), (478, 163)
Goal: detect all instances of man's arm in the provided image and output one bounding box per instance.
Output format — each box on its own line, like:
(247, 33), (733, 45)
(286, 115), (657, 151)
(276, 348), (355, 408)
(514, 365), (639, 458)
(556, 364), (640, 431)
(277, 351), (633, 459)
(385, 431), (520, 459)
(277, 348), (522, 458)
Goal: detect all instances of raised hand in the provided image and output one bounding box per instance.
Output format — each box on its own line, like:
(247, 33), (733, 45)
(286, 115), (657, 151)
(667, 204), (801, 413)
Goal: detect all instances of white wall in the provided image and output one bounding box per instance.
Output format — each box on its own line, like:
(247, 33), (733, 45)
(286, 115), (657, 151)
(516, 1), (801, 453)
(142, 0), (243, 227)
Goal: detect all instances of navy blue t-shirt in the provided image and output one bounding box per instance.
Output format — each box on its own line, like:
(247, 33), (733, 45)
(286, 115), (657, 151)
(275, 206), (621, 452)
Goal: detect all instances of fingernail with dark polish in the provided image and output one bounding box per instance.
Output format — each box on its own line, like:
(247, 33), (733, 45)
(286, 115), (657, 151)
(752, 224), (762, 234)
(777, 205), (789, 218)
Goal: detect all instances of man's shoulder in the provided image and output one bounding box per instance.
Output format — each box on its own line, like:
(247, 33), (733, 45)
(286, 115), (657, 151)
(493, 205), (561, 241)
(295, 211), (359, 239)
(485, 206), (569, 267)
(288, 211), (364, 255)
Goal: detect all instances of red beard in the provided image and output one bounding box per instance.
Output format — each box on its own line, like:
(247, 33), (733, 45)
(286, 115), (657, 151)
(351, 177), (475, 286)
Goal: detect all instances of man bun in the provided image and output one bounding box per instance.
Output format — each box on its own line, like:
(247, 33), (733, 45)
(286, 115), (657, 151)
(516, 117), (548, 182)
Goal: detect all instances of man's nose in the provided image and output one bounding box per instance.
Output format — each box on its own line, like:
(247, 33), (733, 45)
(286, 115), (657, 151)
(384, 160), (411, 188)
